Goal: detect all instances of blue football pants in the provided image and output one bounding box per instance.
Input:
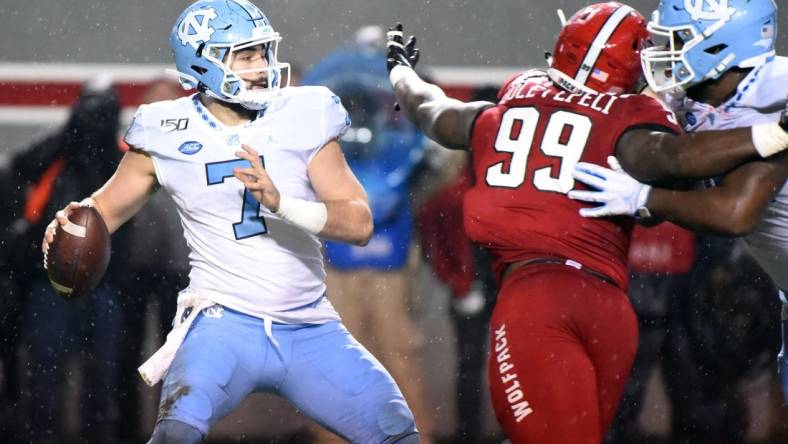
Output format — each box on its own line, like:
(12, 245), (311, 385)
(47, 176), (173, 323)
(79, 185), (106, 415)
(153, 305), (417, 443)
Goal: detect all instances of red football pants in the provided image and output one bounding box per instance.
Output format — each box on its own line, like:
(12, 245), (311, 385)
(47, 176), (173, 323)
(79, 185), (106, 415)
(488, 264), (638, 444)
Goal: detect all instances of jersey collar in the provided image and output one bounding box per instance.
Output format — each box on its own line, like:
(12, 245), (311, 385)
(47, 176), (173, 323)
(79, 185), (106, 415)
(190, 94), (267, 131)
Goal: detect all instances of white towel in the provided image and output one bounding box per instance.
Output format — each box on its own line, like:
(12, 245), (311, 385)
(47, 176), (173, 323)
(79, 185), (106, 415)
(137, 294), (216, 386)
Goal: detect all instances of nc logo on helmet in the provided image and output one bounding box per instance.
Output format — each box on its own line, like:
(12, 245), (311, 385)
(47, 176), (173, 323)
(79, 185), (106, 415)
(683, 0), (735, 21)
(178, 8), (217, 49)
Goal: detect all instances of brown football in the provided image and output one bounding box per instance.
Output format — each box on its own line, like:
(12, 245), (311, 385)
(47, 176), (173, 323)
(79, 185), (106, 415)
(46, 206), (111, 300)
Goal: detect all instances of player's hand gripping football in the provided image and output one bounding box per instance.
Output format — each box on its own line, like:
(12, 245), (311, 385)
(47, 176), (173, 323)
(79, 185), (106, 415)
(233, 144), (282, 212)
(568, 156), (652, 218)
(41, 201), (83, 263)
(386, 23), (420, 74)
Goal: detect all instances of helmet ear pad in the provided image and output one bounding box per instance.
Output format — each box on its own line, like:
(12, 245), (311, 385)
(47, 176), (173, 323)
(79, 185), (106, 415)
(549, 2), (650, 95)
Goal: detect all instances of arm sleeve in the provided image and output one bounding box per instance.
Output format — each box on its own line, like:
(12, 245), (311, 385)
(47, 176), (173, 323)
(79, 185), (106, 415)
(308, 88), (351, 163)
(121, 104), (165, 185)
(123, 105), (149, 150)
(619, 95), (683, 136)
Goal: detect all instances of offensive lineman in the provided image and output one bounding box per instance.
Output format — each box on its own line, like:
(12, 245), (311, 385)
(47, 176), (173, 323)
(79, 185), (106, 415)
(569, 0), (788, 401)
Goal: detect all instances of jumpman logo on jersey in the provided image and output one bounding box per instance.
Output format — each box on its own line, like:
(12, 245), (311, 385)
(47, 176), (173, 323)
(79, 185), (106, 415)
(178, 8), (217, 49)
(259, 130), (277, 145)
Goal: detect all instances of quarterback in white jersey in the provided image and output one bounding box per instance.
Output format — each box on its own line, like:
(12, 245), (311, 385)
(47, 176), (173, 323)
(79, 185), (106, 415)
(569, 0), (788, 401)
(42, 1), (421, 443)
(124, 87), (347, 322)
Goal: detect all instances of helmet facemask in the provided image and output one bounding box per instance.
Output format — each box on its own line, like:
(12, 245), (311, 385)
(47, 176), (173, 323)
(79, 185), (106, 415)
(201, 33), (291, 110)
(641, 11), (720, 93)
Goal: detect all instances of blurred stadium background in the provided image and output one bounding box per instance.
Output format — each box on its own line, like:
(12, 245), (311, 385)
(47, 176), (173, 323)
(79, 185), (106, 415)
(10, 0), (786, 153)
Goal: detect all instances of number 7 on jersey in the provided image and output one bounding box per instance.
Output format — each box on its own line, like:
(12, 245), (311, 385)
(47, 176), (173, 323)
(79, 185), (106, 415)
(206, 156), (268, 239)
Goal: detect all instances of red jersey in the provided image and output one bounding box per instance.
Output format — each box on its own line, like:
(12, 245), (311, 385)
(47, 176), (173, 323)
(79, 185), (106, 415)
(464, 69), (682, 288)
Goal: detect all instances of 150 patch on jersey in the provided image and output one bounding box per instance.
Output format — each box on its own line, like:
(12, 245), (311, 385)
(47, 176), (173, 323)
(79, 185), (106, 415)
(161, 118), (189, 132)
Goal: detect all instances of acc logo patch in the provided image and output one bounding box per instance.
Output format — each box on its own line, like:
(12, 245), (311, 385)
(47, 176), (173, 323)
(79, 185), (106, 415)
(178, 141), (203, 155)
(178, 8), (217, 49)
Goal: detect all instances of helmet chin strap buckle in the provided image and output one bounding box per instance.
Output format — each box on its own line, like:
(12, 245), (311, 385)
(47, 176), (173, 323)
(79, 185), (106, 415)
(238, 94), (269, 111)
(237, 88), (290, 111)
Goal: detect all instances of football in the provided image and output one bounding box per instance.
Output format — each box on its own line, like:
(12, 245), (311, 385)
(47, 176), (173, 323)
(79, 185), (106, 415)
(46, 205), (111, 300)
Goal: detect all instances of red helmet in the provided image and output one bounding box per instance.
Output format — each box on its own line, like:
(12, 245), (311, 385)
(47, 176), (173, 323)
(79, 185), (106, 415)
(548, 2), (650, 95)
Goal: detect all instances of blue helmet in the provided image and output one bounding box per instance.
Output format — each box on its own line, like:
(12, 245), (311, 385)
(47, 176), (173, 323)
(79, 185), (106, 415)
(169, 0), (290, 109)
(641, 0), (777, 93)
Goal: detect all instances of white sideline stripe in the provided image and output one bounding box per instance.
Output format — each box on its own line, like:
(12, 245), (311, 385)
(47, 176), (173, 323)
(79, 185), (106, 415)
(0, 62), (171, 82)
(0, 62), (523, 86)
(0, 106), (136, 126)
(428, 66), (523, 85)
(62, 220), (87, 238)
(0, 64), (524, 124)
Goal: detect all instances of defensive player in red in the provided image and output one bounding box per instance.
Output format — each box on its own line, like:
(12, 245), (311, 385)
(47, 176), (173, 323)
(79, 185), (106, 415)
(387, 2), (779, 442)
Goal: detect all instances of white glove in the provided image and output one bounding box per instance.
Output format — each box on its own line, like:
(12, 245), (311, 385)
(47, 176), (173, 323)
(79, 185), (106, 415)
(568, 156), (651, 218)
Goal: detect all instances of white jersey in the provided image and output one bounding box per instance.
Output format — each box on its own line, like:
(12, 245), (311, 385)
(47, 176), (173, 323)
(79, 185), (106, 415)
(124, 86), (350, 323)
(666, 56), (788, 290)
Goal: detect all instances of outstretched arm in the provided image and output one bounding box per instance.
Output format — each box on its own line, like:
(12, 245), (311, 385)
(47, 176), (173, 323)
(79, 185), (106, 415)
(616, 107), (788, 184)
(570, 154), (788, 236)
(645, 155), (788, 236)
(387, 23), (493, 150)
(617, 128), (759, 183)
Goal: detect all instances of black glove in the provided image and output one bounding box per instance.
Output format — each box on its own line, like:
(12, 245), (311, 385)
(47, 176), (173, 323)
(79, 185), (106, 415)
(386, 23), (420, 73)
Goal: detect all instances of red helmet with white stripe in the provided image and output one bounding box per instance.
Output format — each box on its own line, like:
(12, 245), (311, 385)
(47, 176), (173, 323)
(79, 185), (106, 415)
(548, 2), (650, 95)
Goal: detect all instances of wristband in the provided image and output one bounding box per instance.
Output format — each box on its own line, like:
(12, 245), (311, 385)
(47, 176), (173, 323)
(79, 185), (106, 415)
(274, 195), (327, 235)
(752, 121), (788, 158)
(635, 184), (653, 219)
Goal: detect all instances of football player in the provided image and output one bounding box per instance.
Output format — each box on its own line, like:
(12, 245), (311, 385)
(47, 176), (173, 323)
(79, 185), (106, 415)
(386, 2), (787, 442)
(568, 0), (788, 402)
(41, 1), (420, 443)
